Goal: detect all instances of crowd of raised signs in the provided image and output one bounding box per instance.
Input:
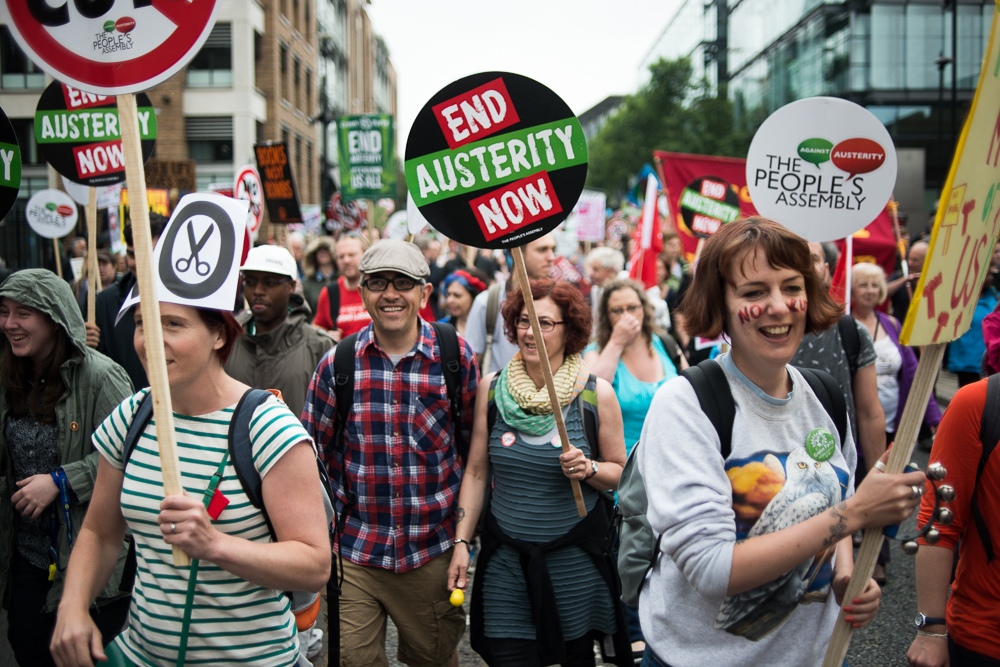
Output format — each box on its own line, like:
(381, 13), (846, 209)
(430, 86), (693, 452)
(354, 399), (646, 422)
(1, 218), (999, 667)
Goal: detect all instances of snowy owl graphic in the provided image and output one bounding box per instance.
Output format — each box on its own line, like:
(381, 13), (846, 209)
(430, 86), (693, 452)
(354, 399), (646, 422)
(715, 447), (842, 640)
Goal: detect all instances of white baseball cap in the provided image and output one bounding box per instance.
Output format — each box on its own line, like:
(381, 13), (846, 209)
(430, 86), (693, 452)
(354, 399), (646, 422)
(241, 245), (298, 280)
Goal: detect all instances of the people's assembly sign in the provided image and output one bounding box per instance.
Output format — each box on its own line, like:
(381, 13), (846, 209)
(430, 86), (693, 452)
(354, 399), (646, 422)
(405, 72), (588, 249)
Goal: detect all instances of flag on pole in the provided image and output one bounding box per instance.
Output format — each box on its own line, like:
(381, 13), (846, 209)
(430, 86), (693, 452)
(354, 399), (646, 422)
(629, 174), (663, 289)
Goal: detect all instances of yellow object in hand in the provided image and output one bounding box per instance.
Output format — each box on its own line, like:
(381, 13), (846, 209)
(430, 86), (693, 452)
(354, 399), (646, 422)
(450, 588), (465, 607)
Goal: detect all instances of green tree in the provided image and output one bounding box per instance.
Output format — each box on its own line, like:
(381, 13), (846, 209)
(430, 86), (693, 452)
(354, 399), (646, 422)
(586, 57), (760, 204)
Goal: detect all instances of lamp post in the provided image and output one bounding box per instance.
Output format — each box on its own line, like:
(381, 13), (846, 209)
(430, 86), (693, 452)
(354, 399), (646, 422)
(935, 52), (953, 175)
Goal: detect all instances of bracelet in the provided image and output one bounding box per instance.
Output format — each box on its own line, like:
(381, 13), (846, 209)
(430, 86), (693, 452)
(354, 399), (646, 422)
(454, 538), (471, 549)
(916, 630), (948, 638)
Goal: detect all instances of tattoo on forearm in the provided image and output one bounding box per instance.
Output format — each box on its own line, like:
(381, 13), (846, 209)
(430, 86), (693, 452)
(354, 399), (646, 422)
(822, 502), (848, 549)
(458, 507), (466, 522)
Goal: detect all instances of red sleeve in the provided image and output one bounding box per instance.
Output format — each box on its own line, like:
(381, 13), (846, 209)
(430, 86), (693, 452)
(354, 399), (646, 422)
(313, 285), (334, 330)
(917, 378), (987, 550)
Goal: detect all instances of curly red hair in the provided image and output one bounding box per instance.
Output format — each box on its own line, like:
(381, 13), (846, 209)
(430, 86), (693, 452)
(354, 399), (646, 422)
(501, 279), (591, 356)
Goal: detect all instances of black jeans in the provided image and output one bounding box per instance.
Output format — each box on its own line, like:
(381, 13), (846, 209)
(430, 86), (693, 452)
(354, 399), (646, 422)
(8, 551), (130, 667)
(950, 636), (1000, 666)
(488, 635), (596, 667)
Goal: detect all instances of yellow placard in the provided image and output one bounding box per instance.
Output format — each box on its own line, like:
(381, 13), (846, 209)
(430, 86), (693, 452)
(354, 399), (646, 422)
(902, 0), (1000, 345)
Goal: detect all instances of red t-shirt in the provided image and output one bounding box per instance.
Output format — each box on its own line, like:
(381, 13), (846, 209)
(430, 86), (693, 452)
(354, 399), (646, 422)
(918, 378), (1000, 658)
(312, 276), (372, 336)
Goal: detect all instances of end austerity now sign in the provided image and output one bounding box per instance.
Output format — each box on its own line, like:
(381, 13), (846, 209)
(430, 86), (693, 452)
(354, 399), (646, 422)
(405, 72), (587, 249)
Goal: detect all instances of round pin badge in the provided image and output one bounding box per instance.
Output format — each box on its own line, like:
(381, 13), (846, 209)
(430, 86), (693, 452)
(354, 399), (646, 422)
(806, 428), (836, 462)
(501, 432), (515, 447)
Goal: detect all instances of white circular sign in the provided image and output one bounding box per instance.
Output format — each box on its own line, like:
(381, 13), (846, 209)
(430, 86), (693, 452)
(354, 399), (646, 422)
(1, 1), (220, 96)
(26, 189), (78, 239)
(746, 97), (897, 242)
(234, 166), (263, 234)
(385, 211), (409, 240)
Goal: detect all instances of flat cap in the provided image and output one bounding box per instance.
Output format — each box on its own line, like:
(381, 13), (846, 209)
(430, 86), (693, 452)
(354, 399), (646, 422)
(359, 239), (429, 280)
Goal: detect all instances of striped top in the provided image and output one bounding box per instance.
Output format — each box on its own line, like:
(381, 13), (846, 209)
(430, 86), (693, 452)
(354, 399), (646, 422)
(93, 389), (311, 666)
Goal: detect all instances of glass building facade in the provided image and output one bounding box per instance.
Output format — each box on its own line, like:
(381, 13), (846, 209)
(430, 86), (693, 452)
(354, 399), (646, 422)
(641, 0), (994, 188)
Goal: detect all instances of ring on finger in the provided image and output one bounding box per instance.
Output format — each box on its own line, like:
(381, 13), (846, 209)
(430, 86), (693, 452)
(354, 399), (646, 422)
(568, 466), (575, 473)
(911, 485), (922, 499)
(170, 523), (176, 534)
(873, 461), (886, 472)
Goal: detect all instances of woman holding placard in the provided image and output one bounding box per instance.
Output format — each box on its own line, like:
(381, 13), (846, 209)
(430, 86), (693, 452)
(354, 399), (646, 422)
(635, 218), (926, 667)
(447, 278), (631, 667)
(50, 300), (330, 667)
(0, 270), (133, 667)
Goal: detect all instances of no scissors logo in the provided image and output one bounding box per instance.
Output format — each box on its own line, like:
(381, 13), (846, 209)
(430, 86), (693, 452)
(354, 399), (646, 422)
(159, 200), (236, 299)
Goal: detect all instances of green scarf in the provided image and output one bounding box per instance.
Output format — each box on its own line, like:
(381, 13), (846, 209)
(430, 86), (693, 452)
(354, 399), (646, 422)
(495, 353), (587, 436)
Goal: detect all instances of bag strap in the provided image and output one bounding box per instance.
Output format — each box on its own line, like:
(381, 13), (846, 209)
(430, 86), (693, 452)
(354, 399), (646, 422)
(482, 282), (502, 372)
(326, 280), (341, 329)
(122, 391), (155, 468)
(577, 374), (600, 455)
(681, 359), (736, 459)
(228, 389), (277, 534)
(656, 331), (683, 372)
(837, 314), (861, 376)
(974, 373), (1000, 563)
(796, 367), (848, 446)
(331, 334), (359, 543)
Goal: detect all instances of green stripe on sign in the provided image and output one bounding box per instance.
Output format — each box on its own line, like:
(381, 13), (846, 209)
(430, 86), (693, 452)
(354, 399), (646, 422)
(405, 118), (587, 206)
(679, 189), (741, 223)
(34, 107), (157, 143)
(0, 141), (20, 187)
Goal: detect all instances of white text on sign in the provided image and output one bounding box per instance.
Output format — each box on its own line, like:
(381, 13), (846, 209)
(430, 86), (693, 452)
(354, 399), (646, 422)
(432, 78), (520, 150)
(470, 171), (563, 242)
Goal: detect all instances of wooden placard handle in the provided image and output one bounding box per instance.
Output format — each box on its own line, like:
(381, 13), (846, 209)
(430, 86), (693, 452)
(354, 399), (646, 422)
(511, 246), (587, 517)
(54, 239), (63, 279)
(821, 342), (946, 666)
(86, 187), (99, 324)
(117, 94), (189, 567)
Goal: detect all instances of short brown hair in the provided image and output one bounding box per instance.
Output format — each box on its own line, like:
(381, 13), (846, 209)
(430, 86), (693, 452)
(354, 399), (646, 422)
(501, 279), (591, 356)
(679, 217), (842, 338)
(196, 309), (244, 364)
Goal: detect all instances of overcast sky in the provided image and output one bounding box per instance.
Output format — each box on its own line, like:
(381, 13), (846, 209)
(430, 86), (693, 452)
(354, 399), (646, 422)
(364, 0), (681, 149)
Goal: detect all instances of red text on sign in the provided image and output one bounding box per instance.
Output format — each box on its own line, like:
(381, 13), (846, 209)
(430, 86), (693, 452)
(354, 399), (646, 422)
(470, 171), (562, 242)
(700, 179), (726, 200)
(432, 78), (520, 150)
(74, 140), (125, 178)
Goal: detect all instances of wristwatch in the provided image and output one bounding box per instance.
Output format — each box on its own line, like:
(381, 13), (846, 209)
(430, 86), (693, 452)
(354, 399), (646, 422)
(586, 460), (599, 479)
(914, 612), (946, 628)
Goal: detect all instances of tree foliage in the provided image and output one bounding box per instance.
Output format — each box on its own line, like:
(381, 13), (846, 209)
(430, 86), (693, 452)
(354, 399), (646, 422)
(586, 58), (761, 204)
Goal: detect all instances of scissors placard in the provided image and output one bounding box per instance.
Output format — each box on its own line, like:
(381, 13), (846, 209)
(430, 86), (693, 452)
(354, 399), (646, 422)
(117, 193), (249, 323)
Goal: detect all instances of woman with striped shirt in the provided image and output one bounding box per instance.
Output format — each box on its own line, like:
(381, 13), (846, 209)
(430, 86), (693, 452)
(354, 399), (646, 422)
(50, 303), (330, 667)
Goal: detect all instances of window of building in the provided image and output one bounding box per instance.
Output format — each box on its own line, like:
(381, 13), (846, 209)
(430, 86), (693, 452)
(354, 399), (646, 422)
(256, 121), (265, 145)
(281, 125), (291, 149)
(280, 44), (289, 100)
(10, 119), (39, 165)
(187, 22), (232, 87)
(293, 57), (301, 109)
(305, 69), (312, 112)
(1, 27), (44, 89)
(304, 1), (311, 42)
(295, 134), (303, 181)
(186, 117), (233, 163)
(293, 0), (300, 29)
(306, 141), (314, 200)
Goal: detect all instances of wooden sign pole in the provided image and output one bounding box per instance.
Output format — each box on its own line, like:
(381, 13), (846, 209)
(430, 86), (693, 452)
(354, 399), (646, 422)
(86, 187), (99, 323)
(117, 93), (188, 567)
(53, 239), (63, 279)
(511, 246), (587, 517)
(821, 342), (945, 666)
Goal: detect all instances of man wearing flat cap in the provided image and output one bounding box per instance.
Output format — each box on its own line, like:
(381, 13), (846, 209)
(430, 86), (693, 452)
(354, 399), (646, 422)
(302, 239), (479, 666)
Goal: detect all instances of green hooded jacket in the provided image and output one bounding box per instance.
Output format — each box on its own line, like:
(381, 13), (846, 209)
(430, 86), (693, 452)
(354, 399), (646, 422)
(0, 269), (134, 612)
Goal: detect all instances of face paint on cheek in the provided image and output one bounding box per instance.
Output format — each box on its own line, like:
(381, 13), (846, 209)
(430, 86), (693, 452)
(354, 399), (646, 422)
(737, 304), (763, 324)
(789, 298), (808, 312)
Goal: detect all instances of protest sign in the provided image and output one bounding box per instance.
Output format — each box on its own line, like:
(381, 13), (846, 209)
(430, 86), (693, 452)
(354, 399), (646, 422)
(572, 189), (607, 242)
(254, 142), (303, 223)
(26, 189), (77, 238)
(0, 105), (20, 221)
(36, 81), (155, 186)
(746, 97), (897, 242)
(0, 1), (220, 95)
(235, 166), (264, 234)
(337, 114), (395, 201)
(405, 72), (587, 249)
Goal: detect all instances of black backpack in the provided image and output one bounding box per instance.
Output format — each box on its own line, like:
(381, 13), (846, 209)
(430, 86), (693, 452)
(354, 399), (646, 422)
(974, 373), (1000, 563)
(614, 359), (847, 606)
(325, 281), (340, 327)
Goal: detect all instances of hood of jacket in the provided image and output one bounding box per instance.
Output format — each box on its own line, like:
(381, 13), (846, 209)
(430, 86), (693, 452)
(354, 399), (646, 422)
(303, 236), (336, 277)
(0, 269), (88, 357)
(236, 292), (313, 344)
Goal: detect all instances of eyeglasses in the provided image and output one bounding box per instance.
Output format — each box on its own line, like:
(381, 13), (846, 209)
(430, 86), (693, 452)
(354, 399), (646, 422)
(609, 304), (643, 317)
(515, 315), (564, 332)
(362, 276), (421, 292)
(243, 275), (293, 289)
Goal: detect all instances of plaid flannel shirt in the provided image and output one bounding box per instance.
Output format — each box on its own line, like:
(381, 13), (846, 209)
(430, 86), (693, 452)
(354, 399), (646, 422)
(302, 320), (479, 572)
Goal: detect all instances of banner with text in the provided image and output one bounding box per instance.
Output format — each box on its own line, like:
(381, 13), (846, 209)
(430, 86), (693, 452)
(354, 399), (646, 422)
(337, 114), (395, 201)
(254, 142), (303, 224)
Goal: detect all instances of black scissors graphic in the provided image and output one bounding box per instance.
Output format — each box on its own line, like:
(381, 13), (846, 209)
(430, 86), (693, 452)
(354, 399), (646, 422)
(174, 222), (213, 277)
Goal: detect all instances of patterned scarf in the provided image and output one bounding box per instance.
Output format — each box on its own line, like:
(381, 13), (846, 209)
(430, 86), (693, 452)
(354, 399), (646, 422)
(495, 353), (587, 436)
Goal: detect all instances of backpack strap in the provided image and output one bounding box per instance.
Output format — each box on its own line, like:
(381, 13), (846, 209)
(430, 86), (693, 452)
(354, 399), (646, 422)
(577, 374), (600, 455)
(122, 391), (155, 468)
(655, 331), (683, 372)
(796, 367), (848, 446)
(430, 321), (467, 461)
(228, 389), (277, 531)
(326, 281), (341, 329)
(486, 374), (500, 438)
(681, 359), (736, 459)
(837, 314), (861, 376)
(482, 283), (502, 372)
(974, 373), (1000, 563)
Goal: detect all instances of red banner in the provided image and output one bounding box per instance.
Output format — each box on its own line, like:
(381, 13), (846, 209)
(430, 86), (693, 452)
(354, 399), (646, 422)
(653, 151), (758, 260)
(830, 206), (900, 305)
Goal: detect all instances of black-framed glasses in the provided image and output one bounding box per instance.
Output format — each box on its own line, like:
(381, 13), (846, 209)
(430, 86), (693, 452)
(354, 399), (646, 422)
(515, 315), (563, 332)
(362, 276), (421, 292)
(609, 304), (643, 317)
(242, 275), (293, 289)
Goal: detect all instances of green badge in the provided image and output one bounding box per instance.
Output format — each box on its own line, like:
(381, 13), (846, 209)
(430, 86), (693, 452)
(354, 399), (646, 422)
(806, 428), (836, 462)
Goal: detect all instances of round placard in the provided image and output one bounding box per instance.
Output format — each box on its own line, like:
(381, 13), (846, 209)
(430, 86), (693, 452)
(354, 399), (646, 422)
(404, 72), (588, 249)
(36, 81), (155, 186)
(679, 175), (742, 239)
(26, 189), (78, 239)
(746, 97), (897, 242)
(235, 166), (263, 234)
(0, 105), (21, 221)
(1, 1), (220, 96)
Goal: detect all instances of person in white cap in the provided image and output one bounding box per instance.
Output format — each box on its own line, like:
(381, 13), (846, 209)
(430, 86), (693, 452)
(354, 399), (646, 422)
(225, 245), (334, 421)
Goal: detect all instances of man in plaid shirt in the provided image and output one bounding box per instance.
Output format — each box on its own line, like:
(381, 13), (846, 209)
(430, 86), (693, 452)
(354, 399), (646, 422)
(302, 239), (478, 667)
